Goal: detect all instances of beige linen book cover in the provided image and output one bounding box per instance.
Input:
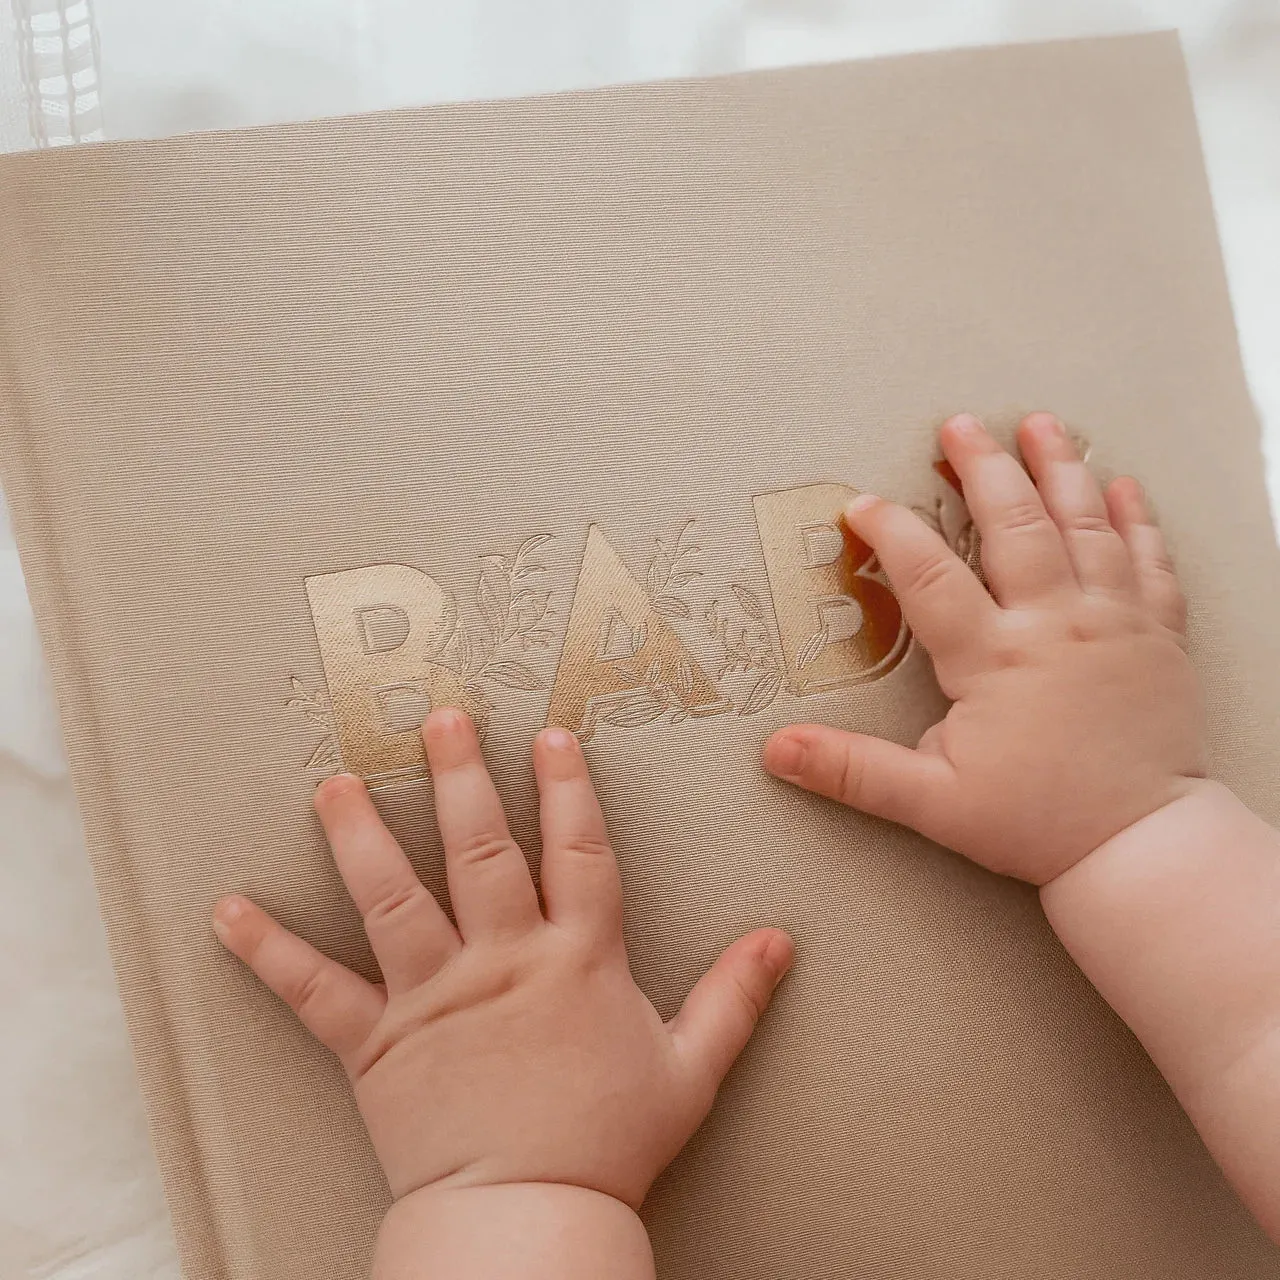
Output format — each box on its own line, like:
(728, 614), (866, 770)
(2, 30), (1279, 1280)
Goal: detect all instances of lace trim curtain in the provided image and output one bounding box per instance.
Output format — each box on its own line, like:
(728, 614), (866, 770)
(1, 0), (102, 152)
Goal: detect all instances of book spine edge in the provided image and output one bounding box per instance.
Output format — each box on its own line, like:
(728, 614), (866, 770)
(0, 184), (233, 1280)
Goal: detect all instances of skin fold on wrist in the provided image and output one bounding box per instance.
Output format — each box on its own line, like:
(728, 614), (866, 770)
(373, 1181), (655, 1280)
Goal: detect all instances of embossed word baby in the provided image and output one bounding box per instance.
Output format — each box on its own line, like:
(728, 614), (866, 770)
(295, 475), (978, 786)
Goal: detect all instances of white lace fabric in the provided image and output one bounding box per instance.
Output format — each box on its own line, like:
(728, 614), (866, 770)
(1, 0), (102, 151)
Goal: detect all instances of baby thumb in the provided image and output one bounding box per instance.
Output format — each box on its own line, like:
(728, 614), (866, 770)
(668, 929), (794, 1090)
(764, 724), (952, 834)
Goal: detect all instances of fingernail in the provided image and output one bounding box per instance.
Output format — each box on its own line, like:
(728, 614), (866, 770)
(1028, 411), (1065, 438)
(543, 726), (578, 753)
(1120, 477), (1150, 514)
(430, 706), (466, 732)
(213, 897), (244, 935)
(948, 412), (983, 435)
(317, 771), (358, 795)
(765, 932), (796, 976)
(844, 493), (879, 521)
(764, 733), (806, 781)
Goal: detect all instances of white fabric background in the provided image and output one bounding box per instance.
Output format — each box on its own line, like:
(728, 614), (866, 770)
(1, 3), (1278, 1277)
(0, 0), (102, 149)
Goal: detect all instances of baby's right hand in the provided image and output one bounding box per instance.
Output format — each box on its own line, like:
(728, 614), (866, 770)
(764, 411), (1206, 885)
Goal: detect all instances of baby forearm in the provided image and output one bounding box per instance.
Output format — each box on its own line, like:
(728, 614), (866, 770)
(372, 1183), (656, 1280)
(1041, 781), (1280, 1239)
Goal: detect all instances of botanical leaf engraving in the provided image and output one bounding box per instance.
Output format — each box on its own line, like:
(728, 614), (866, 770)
(288, 678), (343, 774)
(704, 586), (784, 717)
(645, 519), (701, 621)
(295, 538), (554, 782)
(437, 534), (557, 727)
(795, 627), (829, 672)
(294, 453), (1081, 782)
(546, 524), (730, 740)
(731, 583), (765, 623)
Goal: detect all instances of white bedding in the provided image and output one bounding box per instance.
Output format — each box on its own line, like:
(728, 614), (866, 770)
(3, 2), (1278, 1276)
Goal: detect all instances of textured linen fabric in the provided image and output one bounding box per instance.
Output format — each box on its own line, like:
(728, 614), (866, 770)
(2, 31), (1279, 1280)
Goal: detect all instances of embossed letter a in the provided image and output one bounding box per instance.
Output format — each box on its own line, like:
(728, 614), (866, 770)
(304, 564), (469, 783)
(547, 526), (728, 740)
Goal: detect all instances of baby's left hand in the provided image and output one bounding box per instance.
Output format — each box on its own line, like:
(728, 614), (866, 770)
(214, 708), (792, 1210)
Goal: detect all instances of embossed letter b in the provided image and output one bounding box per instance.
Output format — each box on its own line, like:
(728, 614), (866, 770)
(753, 484), (909, 692)
(304, 564), (469, 783)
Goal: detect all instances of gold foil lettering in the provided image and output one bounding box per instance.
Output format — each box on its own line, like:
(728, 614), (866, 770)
(753, 484), (909, 692)
(304, 564), (469, 783)
(547, 526), (729, 739)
